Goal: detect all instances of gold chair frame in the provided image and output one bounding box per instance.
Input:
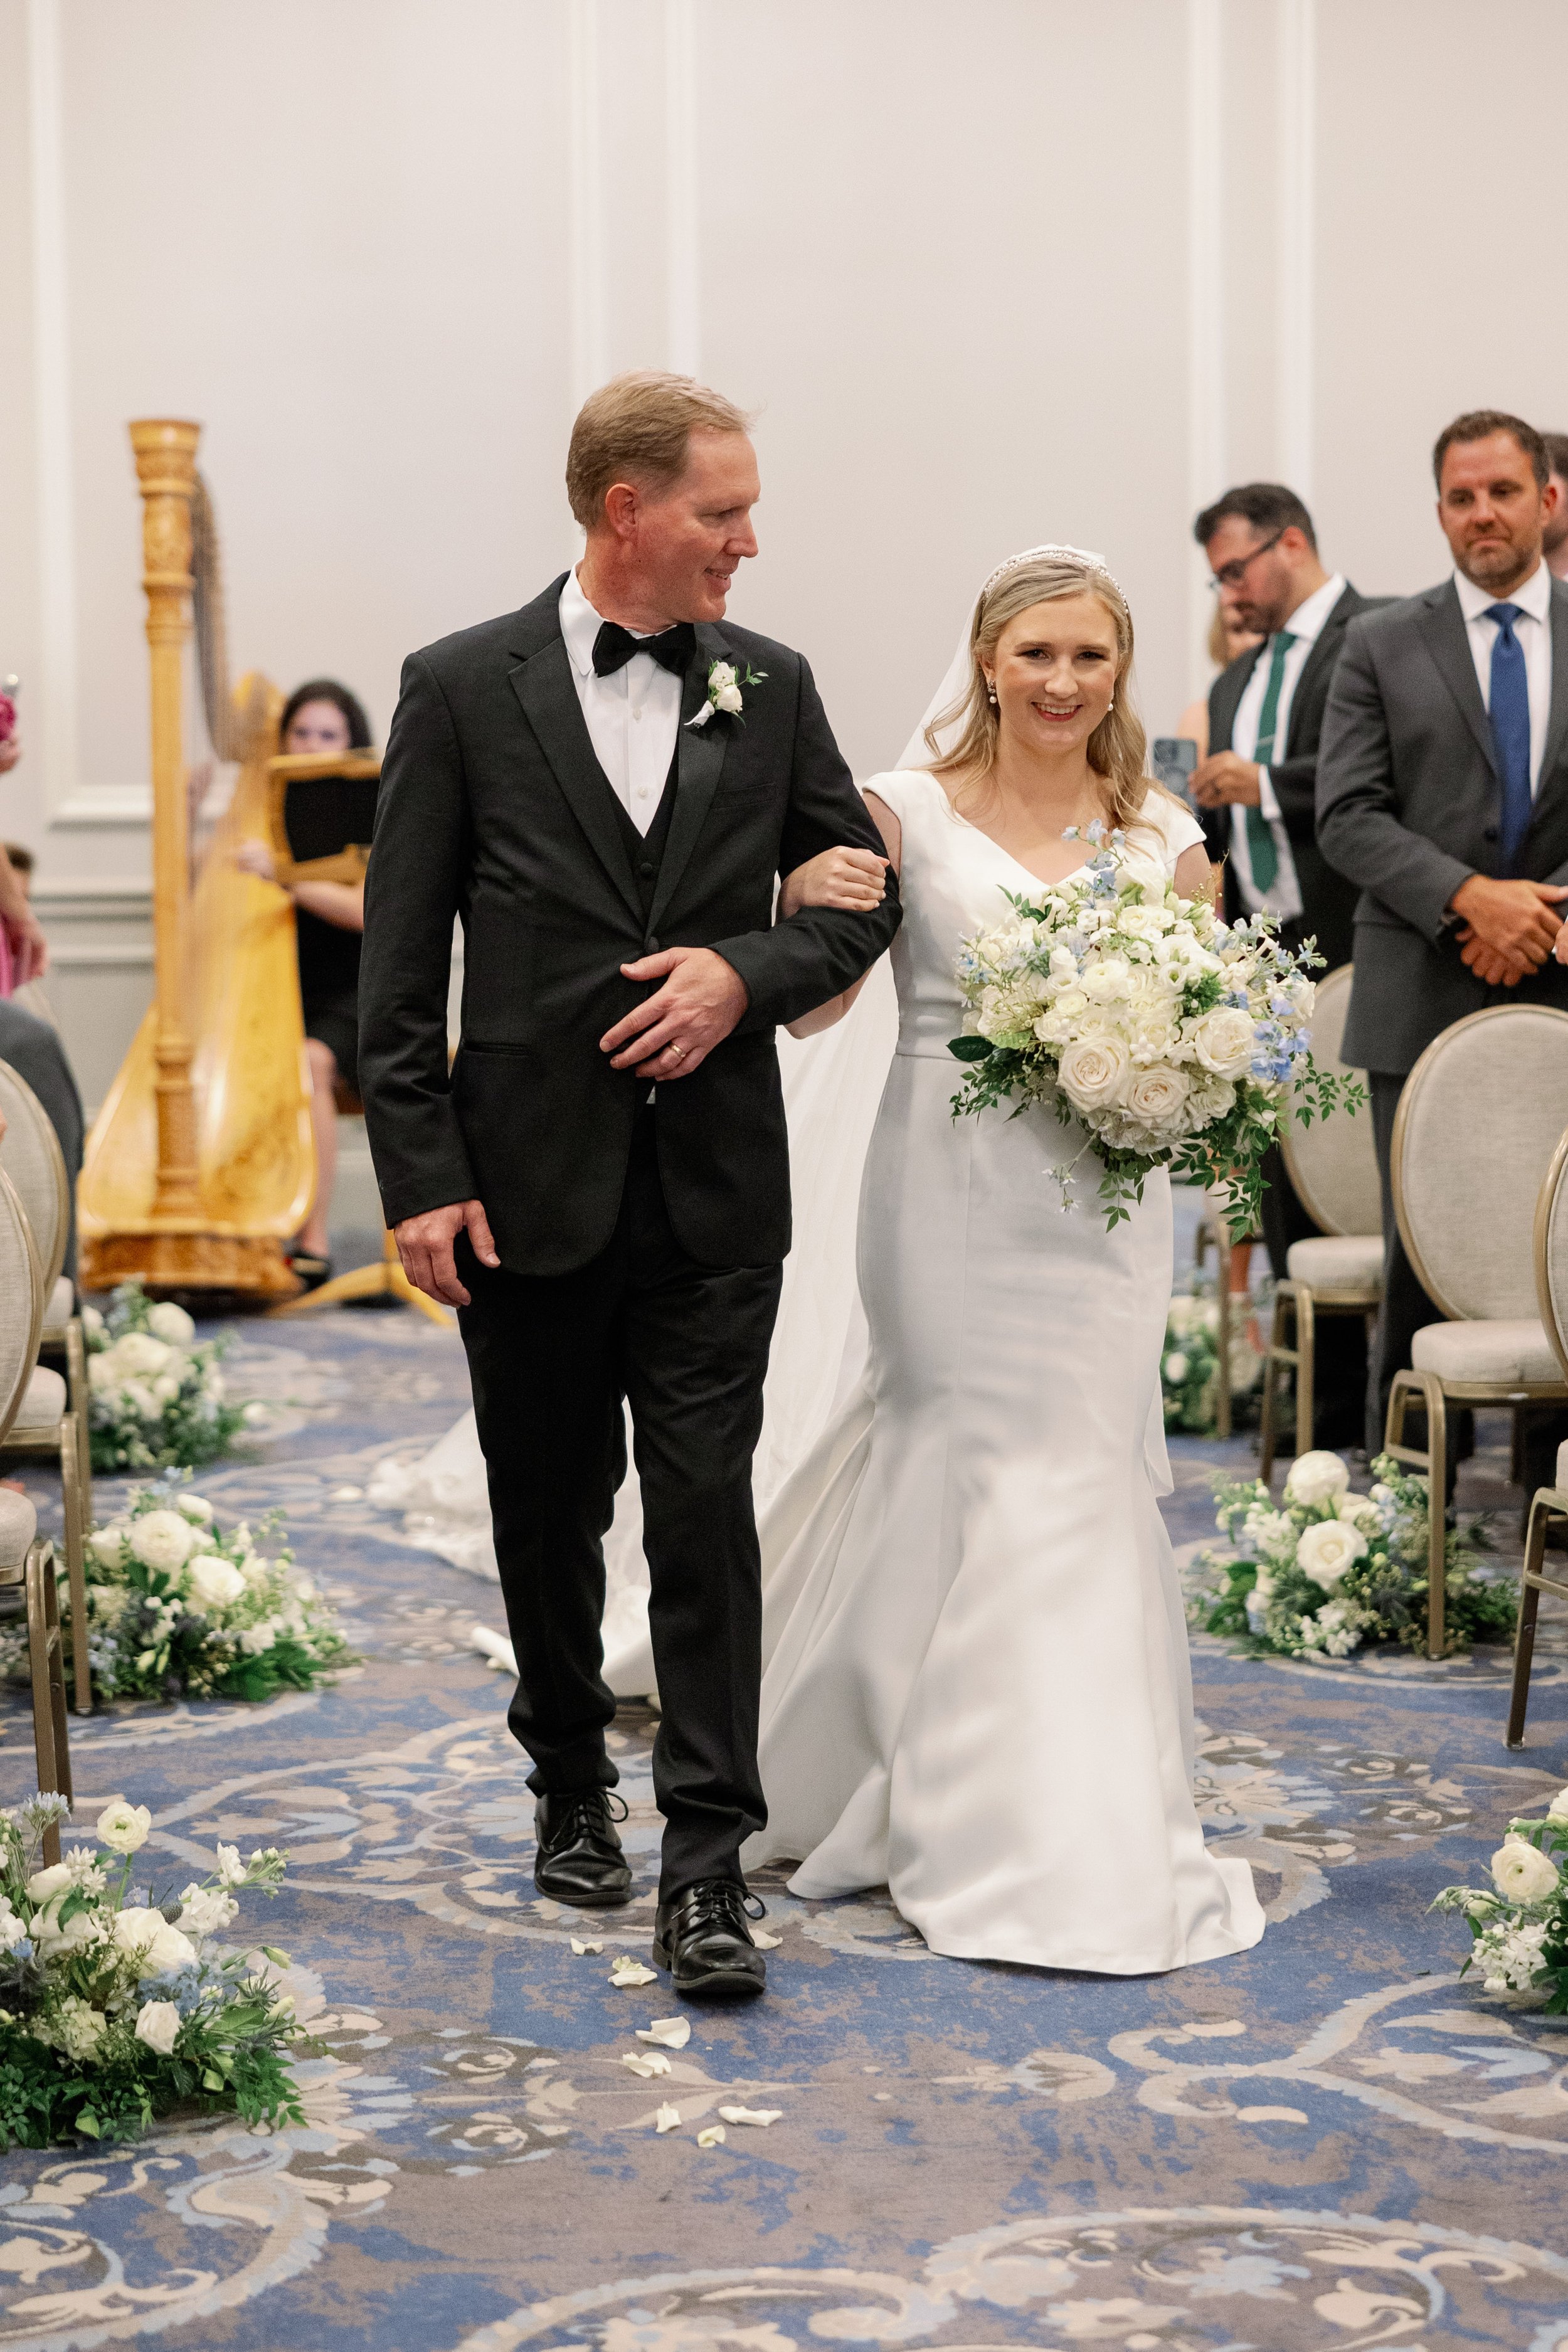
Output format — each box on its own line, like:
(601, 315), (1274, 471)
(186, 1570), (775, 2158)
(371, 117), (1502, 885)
(0, 1539), (73, 1862)
(1507, 1125), (1568, 1744)
(1192, 1205), (1234, 1440)
(0, 1168), (92, 1710)
(1383, 1007), (1568, 1658)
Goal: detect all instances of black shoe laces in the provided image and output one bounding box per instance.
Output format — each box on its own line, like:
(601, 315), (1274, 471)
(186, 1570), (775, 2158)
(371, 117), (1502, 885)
(673, 1878), (766, 1932)
(545, 1791), (628, 1843)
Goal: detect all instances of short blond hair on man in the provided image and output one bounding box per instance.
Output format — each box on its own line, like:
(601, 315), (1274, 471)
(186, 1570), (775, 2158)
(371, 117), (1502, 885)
(566, 371), (755, 531)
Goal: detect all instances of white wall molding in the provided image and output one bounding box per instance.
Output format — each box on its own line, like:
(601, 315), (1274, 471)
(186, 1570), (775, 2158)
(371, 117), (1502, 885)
(1185, 0), (1225, 697)
(568, 0), (607, 414)
(45, 941), (153, 969)
(25, 0), (89, 830)
(1275, 0), (1316, 498)
(664, 0), (700, 378)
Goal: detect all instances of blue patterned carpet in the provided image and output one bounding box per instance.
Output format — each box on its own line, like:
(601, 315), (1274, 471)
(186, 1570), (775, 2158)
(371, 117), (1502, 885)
(3, 1301), (1568, 2352)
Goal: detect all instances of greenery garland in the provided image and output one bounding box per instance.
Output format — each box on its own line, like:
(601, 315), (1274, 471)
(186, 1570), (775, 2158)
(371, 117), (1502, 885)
(1194, 1449), (1513, 1661)
(0, 1791), (305, 2148)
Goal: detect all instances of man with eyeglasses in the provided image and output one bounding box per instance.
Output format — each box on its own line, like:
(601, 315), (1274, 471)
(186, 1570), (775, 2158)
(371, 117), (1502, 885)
(1190, 483), (1382, 1446)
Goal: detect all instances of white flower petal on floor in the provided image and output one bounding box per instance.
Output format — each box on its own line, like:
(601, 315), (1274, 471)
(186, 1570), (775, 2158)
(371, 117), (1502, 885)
(654, 2103), (681, 2132)
(622, 2050), (672, 2078)
(636, 2016), (691, 2048)
(717, 2106), (781, 2126)
(608, 1956), (657, 1988)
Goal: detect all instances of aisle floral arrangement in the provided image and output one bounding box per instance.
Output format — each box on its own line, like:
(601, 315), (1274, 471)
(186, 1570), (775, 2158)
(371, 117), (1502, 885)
(1433, 1794), (1568, 2010)
(0, 1791), (305, 2148)
(0, 1473), (354, 1705)
(85, 1280), (255, 1473)
(1195, 1448), (1513, 1661)
(1161, 1283), (1266, 1434)
(948, 823), (1361, 1232)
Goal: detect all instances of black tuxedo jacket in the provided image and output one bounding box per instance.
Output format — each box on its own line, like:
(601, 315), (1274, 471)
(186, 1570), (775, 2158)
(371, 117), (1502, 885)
(359, 578), (901, 1274)
(1200, 583), (1384, 970)
(1317, 576), (1568, 1074)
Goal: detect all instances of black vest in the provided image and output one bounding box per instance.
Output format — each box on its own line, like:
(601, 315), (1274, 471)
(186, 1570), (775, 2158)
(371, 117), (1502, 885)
(606, 750), (680, 921)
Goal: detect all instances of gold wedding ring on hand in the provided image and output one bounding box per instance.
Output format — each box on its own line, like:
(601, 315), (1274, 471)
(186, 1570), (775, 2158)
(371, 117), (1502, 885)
(665, 1041), (686, 1062)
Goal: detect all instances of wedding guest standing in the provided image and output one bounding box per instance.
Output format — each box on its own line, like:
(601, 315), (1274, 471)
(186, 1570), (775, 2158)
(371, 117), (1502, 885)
(1543, 432), (1568, 581)
(1190, 484), (1382, 1444)
(1318, 410), (1568, 1468)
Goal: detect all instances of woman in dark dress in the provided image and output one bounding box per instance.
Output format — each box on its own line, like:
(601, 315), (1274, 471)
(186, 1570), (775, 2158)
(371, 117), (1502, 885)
(236, 678), (372, 1285)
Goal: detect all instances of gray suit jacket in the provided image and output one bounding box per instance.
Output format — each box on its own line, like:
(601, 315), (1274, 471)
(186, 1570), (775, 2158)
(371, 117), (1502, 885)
(1315, 575), (1568, 1074)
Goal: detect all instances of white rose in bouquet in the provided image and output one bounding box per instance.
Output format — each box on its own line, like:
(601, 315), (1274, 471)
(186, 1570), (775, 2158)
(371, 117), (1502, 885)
(134, 1999), (183, 2055)
(1491, 1837), (1562, 1904)
(1549, 1787), (1568, 1820)
(146, 1301), (197, 1346)
(114, 1332), (173, 1378)
(29, 1898), (107, 1959)
(129, 1510), (198, 1574)
(96, 1796), (153, 1852)
(1057, 1034), (1130, 1113)
(186, 1553), (246, 1613)
(1124, 1067), (1191, 1128)
(25, 1862), (73, 1903)
(112, 1906), (198, 1976)
(1284, 1450), (1352, 1507)
(1189, 1006), (1257, 1078)
(1296, 1518), (1368, 1591)
(88, 1523), (129, 1568)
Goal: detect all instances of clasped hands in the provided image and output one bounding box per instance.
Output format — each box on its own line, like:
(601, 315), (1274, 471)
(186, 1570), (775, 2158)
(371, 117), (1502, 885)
(1189, 752), (1263, 809)
(1449, 874), (1568, 987)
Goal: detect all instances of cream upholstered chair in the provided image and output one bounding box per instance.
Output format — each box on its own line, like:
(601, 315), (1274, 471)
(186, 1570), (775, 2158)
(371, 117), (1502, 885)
(0, 1173), (74, 1838)
(0, 1162), (90, 1710)
(1507, 1127), (1568, 1746)
(1258, 964), (1381, 1480)
(0, 1056), (89, 1470)
(1385, 1004), (1568, 1657)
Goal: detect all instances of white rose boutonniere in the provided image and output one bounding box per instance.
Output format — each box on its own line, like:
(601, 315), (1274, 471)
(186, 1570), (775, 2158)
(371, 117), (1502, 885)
(687, 655), (767, 729)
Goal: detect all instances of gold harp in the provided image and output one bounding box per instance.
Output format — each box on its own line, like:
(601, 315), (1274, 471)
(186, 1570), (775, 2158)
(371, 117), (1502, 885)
(78, 420), (331, 1295)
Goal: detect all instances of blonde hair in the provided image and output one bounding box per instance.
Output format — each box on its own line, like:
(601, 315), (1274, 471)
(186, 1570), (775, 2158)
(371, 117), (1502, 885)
(926, 549), (1155, 836)
(566, 370), (755, 529)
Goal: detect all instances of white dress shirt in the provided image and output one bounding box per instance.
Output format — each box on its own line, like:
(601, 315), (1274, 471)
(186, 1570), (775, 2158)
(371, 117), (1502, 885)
(1227, 571), (1346, 920)
(559, 568), (684, 835)
(1452, 558), (1554, 794)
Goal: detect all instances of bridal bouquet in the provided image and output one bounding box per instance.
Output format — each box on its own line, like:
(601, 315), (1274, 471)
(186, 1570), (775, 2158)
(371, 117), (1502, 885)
(86, 1280), (253, 1473)
(948, 823), (1359, 1232)
(1432, 1795), (1568, 2011)
(0, 1791), (304, 2148)
(0, 1471), (354, 1706)
(1195, 1448), (1512, 1661)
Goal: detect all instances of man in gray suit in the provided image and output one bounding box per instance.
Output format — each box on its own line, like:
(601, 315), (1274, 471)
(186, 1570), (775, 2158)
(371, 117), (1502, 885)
(1318, 408), (1568, 1461)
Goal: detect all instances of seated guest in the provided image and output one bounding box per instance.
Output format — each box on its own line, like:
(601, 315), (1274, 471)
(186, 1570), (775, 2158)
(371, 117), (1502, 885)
(1318, 409), (1568, 1471)
(1190, 484), (1382, 1444)
(235, 678), (373, 1287)
(0, 997), (84, 1278)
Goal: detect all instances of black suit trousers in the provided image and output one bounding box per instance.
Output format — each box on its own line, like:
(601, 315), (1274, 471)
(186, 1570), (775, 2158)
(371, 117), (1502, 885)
(455, 1107), (781, 1900)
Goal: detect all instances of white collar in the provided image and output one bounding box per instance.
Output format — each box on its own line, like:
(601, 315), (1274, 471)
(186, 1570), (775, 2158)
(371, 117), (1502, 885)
(1276, 572), (1345, 649)
(1453, 558), (1553, 623)
(559, 565), (607, 679)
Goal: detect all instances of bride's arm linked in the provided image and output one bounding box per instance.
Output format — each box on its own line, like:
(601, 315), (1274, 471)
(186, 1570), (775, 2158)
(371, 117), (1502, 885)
(782, 792), (902, 1037)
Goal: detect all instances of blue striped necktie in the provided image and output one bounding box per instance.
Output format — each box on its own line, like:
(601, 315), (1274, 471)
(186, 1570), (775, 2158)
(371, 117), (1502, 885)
(1483, 601), (1532, 872)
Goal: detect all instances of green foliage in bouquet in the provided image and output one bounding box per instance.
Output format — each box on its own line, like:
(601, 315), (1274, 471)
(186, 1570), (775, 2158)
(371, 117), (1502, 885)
(1161, 1281), (1267, 1434)
(1433, 1793), (1568, 2013)
(0, 1472), (354, 1706)
(1194, 1448), (1513, 1661)
(0, 1791), (305, 2148)
(948, 825), (1363, 1235)
(85, 1279), (253, 1473)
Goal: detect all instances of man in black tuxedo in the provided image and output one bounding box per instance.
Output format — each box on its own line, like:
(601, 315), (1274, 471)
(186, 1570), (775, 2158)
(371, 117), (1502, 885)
(1318, 409), (1568, 1466)
(1189, 484), (1381, 1445)
(359, 372), (899, 1998)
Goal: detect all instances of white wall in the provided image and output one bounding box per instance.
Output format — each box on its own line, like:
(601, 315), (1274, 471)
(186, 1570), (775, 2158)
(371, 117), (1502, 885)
(5, 0), (1568, 1104)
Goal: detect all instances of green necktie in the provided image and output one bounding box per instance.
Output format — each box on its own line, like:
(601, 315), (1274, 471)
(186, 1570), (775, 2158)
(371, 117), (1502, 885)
(1245, 629), (1296, 893)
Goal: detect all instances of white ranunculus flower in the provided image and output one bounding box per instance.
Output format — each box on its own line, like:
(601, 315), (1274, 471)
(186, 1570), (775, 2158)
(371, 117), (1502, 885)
(151, 1374), (181, 1405)
(112, 1906), (198, 1976)
(1057, 1034), (1130, 1113)
(1189, 1005), (1258, 1078)
(88, 1523), (129, 1569)
(177, 1494), (215, 1524)
(29, 1897), (107, 1960)
(146, 1301), (197, 1346)
(1163, 1352), (1189, 1385)
(1081, 954), (1133, 1004)
(714, 682), (744, 714)
(120, 1380), (161, 1420)
(1124, 1066), (1191, 1129)
(1491, 1837), (1562, 1905)
(1284, 1449), (1352, 1507)
(1295, 1517), (1368, 1592)
(96, 1796), (153, 1853)
(134, 1998), (183, 2055)
(114, 1332), (173, 1378)
(187, 1553), (246, 1613)
(1548, 1788), (1568, 1820)
(87, 1351), (120, 1392)
(25, 1862), (73, 1904)
(129, 1510), (198, 1574)
(239, 1621), (277, 1654)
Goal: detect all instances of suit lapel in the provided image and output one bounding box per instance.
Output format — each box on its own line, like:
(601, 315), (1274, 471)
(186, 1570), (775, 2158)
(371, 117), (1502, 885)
(647, 623), (732, 935)
(507, 633), (643, 923)
(1416, 582), (1496, 777)
(1280, 585), (1357, 759)
(1530, 586), (1568, 815)
(1209, 644), (1261, 756)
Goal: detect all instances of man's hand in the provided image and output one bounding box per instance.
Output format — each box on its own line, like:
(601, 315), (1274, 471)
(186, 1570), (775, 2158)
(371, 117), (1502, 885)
(600, 945), (748, 1080)
(1190, 750), (1263, 808)
(1449, 875), (1568, 986)
(393, 1198), (499, 1308)
(2, 906), (48, 983)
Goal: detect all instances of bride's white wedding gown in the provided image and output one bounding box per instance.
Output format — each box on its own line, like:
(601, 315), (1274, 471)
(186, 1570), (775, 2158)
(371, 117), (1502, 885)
(742, 771), (1264, 1974)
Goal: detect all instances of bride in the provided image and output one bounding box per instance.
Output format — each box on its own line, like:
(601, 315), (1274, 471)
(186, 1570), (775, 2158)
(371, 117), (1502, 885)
(745, 544), (1263, 1973)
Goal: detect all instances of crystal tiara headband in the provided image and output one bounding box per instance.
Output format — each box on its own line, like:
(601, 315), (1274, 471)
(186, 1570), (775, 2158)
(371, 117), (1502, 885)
(979, 543), (1127, 603)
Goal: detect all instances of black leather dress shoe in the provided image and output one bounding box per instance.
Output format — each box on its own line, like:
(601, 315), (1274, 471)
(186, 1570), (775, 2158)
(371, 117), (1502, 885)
(533, 1791), (632, 1907)
(652, 1878), (766, 1999)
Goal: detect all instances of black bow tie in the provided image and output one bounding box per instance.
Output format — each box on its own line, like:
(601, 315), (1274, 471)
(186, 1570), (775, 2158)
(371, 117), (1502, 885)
(591, 620), (696, 679)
